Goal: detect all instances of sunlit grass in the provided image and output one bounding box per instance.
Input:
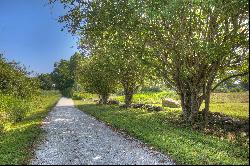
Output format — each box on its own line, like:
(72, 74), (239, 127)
(0, 92), (61, 165)
(111, 91), (179, 104)
(74, 100), (249, 165)
(111, 91), (249, 119)
(210, 92), (249, 103)
(201, 103), (249, 120)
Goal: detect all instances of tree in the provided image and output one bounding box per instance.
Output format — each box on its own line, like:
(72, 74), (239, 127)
(69, 52), (87, 92)
(138, 0), (249, 123)
(51, 59), (74, 96)
(38, 73), (54, 90)
(51, 0), (249, 123)
(69, 52), (85, 84)
(81, 53), (118, 104)
(95, 39), (149, 107)
(239, 75), (249, 90)
(51, 0), (150, 107)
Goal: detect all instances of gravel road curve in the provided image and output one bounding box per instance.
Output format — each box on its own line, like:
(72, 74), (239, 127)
(30, 97), (174, 165)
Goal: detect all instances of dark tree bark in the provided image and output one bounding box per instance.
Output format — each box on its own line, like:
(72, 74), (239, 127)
(203, 91), (210, 123)
(99, 94), (109, 104)
(124, 89), (133, 107)
(123, 83), (134, 107)
(180, 90), (202, 124)
(122, 77), (138, 108)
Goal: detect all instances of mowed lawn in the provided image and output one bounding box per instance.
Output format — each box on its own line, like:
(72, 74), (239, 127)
(74, 91), (249, 165)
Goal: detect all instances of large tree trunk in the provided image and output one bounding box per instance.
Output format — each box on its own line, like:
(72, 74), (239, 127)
(124, 90), (133, 107)
(122, 80), (136, 108)
(202, 75), (215, 125)
(203, 92), (210, 124)
(180, 90), (202, 124)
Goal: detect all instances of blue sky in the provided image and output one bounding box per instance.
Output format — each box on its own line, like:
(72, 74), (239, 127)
(0, 0), (78, 74)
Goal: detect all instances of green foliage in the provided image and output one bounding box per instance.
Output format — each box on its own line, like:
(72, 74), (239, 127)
(213, 75), (249, 92)
(0, 55), (40, 98)
(0, 91), (61, 164)
(72, 92), (98, 100)
(53, 0), (249, 121)
(0, 94), (31, 123)
(75, 99), (248, 165)
(239, 76), (249, 90)
(140, 86), (162, 92)
(112, 90), (179, 104)
(37, 73), (55, 90)
(79, 54), (118, 103)
(0, 50), (61, 165)
(51, 52), (88, 97)
(69, 52), (86, 84)
(0, 54), (48, 124)
(61, 87), (74, 98)
(0, 123), (4, 135)
(51, 59), (74, 92)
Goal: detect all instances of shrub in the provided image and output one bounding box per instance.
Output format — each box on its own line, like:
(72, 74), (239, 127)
(0, 93), (31, 123)
(61, 87), (74, 97)
(8, 100), (31, 123)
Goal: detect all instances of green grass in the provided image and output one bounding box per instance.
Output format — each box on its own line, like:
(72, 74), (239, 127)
(0, 91), (61, 165)
(201, 103), (249, 120)
(72, 92), (98, 100)
(111, 91), (249, 119)
(74, 100), (249, 165)
(210, 92), (249, 104)
(111, 91), (179, 104)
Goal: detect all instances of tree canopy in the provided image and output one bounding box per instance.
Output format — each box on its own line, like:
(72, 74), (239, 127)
(51, 0), (249, 123)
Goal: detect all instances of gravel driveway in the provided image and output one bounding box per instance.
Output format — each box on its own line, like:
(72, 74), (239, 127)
(30, 97), (174, 165)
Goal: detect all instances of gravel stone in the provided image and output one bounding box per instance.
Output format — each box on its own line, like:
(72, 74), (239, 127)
(30, 97), (174, 165)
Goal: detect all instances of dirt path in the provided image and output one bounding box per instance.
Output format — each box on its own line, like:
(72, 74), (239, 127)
(30, 97), (174, 165)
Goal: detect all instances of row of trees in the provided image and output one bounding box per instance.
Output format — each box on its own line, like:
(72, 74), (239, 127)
(45, 51), (152, 105)
(50, 0), (249, 123)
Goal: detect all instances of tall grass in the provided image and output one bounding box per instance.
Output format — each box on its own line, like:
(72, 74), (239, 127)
(0, 90), (61, 164)
(0, 90), (61, 128)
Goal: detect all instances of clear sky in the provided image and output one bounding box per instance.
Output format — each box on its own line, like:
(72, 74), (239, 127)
(0, 0), (78, 74)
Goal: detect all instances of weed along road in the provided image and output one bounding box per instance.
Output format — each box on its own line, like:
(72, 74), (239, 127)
(31, 97), (174, 165)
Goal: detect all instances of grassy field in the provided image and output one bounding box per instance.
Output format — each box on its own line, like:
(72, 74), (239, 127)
(111, 91), (249, 119)
(74, 91), (249, 165)
(0, 91), (61, 165)
(111, 91), (179, 104)
(204, 92), (249, 119)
